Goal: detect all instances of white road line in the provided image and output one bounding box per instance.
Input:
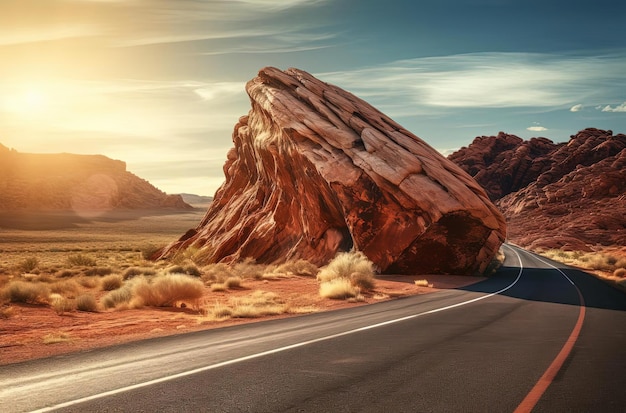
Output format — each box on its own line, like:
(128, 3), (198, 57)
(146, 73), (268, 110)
(31, 248), (524, 413)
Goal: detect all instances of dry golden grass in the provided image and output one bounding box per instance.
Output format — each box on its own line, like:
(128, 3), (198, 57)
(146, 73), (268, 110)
(200, 290), (317, 322)
(76, 293), (99, 312)
(101, 274), (123, 291)
(540, 249), (626, 291)
(414, 279), (434, 288)
(49, 279), (81, 297)
(50, 294), (76, 315)
(2, 281), (50, 304)
(317, 251), (375, 299)
(319, 278), (359, 299)
(132, 273), (204, 308)
(263, 260), (319, 279)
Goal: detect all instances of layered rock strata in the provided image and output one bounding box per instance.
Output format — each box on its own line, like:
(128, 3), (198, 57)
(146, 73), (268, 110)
(450, 128), (625, 250)
(158, 67), (506, 274)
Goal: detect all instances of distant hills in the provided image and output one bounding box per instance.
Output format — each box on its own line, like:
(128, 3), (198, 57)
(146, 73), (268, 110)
(0, 144), (192, 212)
(449, 128), (626, 250)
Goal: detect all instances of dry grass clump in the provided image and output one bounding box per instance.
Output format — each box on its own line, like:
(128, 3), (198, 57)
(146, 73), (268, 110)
(317, 251), (376, 299)
(233, 258), (267, 280)
(76, 293), (99, 312)
(262, 259), (319, 279)
(203, 291), (285, 320)
(18, 256), (39, 273)
(131, 274), (204, 309)
(166, 262), (202, 277)
(201, 263), (234, 284)
(101, 285), (134, 309)
(541, 249), (626, 272)
(1, 281), (50, 304)
(50, 294), (76, 315)
(414, 279), (434, 288)
(66, 254), (97, 267)
(122, 266), (156, 280)
(319, 278), (359, 299)
(49, 279), (81, 297)
(77, 276), (100, 289)
(84, 267), (113, 277)
(101, 274), (123, 291)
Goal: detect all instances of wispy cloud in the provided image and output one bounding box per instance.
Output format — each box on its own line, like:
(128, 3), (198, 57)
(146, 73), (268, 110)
(600, 102), (626, 112)
(320, 52), (626, 116)
(527, 126), (548, 131)
(570, 104), (583, 112)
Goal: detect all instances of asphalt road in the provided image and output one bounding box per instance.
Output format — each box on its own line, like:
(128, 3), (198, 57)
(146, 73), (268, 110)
(1, 244), (625, 412)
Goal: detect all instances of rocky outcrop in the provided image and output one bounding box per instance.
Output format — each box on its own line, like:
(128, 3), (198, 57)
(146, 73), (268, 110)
(157, 67), (506, 275)
(0, 146), (191, 213)
(450, 128), (626, 250)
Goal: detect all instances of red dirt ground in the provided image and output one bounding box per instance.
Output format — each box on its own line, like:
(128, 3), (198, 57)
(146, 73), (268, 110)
(0, 274), (483, 365)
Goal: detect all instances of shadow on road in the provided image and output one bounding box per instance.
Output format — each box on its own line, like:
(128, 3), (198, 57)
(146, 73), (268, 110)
(459, 265), (626, 312)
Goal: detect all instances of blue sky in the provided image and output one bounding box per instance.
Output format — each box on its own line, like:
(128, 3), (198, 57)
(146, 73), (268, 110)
(1, 0), (624, 195)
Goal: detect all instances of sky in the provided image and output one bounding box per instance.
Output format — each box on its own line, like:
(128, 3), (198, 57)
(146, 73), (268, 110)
(1, 0), (625, 196)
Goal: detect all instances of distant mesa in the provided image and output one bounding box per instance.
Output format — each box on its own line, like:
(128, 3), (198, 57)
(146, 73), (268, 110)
(156, 67), (506, 275)
(0, 144), (192, 216)
(449, 128), (626, 250)
(178, 193), (214, 206)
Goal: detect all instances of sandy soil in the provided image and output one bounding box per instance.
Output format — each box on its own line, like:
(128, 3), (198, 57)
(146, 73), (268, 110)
(0, 274), (483, 366)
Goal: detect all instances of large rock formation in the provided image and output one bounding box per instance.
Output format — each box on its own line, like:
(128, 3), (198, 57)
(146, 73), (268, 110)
(157, 67), (506, 275)
(450, 128), (626, 250)
(0, 145), (191, 213)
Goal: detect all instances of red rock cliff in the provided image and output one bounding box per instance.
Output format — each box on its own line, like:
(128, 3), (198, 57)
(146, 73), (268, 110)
(158, 67), (506, 275)
(450, 128), (626, 250)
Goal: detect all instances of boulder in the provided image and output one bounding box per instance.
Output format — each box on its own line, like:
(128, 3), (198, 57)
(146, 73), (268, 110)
(157, 67), (506, 275)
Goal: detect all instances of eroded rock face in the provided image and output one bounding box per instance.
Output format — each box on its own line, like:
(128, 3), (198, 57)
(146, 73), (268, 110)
(158, 67), (506, 274)
(450, 128), (626, 250)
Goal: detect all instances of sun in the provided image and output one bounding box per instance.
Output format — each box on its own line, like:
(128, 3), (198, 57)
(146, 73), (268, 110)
(2, 87), (48, 116)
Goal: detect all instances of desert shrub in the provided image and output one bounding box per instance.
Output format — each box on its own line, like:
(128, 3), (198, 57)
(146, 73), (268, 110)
(224, 276), (242, 289)
(166, 265), (185, 274)
(18, 256), (39, 273)
(50, 294), (76, 315)
(101, 274), (123, 291)
(50, 279), (81, 297)
(183, 263), (202, 277)
(166, 263), (202, 277)
(140, 243), (161, 260)
(76, 293), (99, 312)
(210, 282), (227, 292)
(56, 269), (78, 278)
(230, 291), (286, 318)
(101, 285), (133, 309)
(66, 254), (97, 267)
(77, 276), (100, 289)
(317, 251), (375, 290)
(414, 279), (433, 288)
(201, 263), (234, 284)
(614, 268), (626, 278)
(319, 278), (359, 299)
(233, 258), (267, 280)
(263, 259), (319, 279)
(2, 281), (50, 304)
(84, 267), (113, 277)
(132, 274), (204, 308)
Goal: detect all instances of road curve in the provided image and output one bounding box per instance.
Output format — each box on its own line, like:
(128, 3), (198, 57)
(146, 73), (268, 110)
(1, 244), (625, 412)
